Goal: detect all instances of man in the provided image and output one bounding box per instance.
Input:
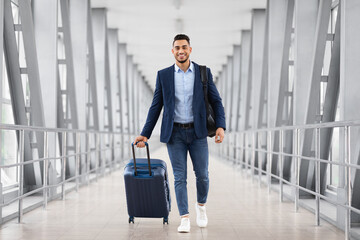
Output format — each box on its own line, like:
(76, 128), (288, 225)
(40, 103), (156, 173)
(133, 34), (225, 233)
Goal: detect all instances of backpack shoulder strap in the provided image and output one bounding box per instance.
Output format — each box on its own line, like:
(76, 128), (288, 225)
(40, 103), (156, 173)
(199, 65), (208, 86)
(199, 65), (210, 117)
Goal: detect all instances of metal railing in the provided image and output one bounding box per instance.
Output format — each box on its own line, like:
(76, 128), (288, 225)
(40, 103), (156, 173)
(215, 120), (360, 240)
(0, 123), (139, 224)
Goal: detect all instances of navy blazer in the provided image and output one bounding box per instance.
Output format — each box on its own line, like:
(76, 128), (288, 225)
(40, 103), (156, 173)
(140, 62), (226, 143)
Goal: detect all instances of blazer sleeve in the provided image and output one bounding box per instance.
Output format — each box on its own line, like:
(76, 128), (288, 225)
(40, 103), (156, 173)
(140, 72), (164, 138)
(207, 68), (226, 130)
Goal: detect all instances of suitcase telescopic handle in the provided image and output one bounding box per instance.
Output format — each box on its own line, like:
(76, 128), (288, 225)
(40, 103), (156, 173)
(131, 142), (152, 176)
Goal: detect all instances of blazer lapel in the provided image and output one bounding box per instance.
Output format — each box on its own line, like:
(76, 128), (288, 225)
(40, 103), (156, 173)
(169, 64), (175, 102)
(163, 64), (175, 112)
(193, 62), (201, 106)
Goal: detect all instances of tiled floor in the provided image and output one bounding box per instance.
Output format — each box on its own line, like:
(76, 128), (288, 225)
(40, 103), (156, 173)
(0, 145), (345, 240)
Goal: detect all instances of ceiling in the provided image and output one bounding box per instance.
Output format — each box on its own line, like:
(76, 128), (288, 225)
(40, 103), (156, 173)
(91, 0), (266, 90)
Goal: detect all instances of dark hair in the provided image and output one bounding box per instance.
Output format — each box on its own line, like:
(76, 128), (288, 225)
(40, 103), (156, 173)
(173, 34), (190, 46)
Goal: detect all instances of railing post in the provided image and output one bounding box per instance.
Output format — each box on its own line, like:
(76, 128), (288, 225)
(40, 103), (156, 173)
(232, 133), (236, 165)
(233, 133), (236, 164)
(248, 133), (250, 171)
(228, 132), (231, 161)
(344, 126), (351, 239)
(226, 132), (229, 161)
(241, 132), (245, 170)
(43, 131), (48, 209)
(231, 132), (234, 163)
(86, 132), (91, 185)
(279, 130), (284, 202)
(227, 132), (230, 162)
(294, 128), (300, 212)
(223, 132), (226, 159)
(120, 131), (124, 159)
(239, 133), (242, 170)
(112, 132), (116, 169)
(267, 131), (272, 194)
(102, 133), (106, 176)
(111, 133), (114, 171)
(61, 131), (67, 200)
(95, 132), (99, 181)
(0, 145), (2, 224)
(258, 132), (262, 187)
(315, 128), (321, 226)
(251, 132), (255, 182)
(18, 129), (25, 223)
(238, 132), (242, 169)
(75, 132), (80, 192)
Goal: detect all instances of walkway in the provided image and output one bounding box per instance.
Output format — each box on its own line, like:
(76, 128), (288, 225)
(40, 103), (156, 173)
(0, 145), (344, 240)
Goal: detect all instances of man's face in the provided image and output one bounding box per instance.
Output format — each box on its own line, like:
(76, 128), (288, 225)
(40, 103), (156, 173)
(172, 40), (192, 64)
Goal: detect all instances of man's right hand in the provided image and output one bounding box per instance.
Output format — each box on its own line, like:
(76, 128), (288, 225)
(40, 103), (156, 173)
(133, 135), (148, 148)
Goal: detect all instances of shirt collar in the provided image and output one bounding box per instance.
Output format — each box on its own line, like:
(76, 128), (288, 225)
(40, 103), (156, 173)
(174, 61), (194, 73)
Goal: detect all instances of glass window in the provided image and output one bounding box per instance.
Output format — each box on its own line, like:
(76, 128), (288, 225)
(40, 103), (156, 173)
(2, 56), (11, 100)
(1, 2), (22, 189)
(326, 4), (340, 189)
(1, 59), (17, 188)
(1, 130), (17, 188)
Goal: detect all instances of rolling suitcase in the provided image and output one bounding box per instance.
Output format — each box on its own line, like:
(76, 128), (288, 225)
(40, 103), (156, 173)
(124, 142), (171, 224)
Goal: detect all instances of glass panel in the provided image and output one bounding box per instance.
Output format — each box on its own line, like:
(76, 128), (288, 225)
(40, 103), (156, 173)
(57, 32), (65, 60)
(57, 0), (62, 28)
(2, 54), (11, 100)
(104, 107), (108, 126)
(88, 103), (93, 127)
(11, 1), (20, 24)
(2, 103), (14, 124)
(1, 129), (18, 187)
(320, 82), (327, 116)
(326, 3), (340, 190)
(55, 133), (61, 176)
(61, 94), (67, 114)
(17, 31), (26, 69)
(332, 6), (338, 30)
(21, 73), (30, 105)
(59, 64), (67, 90)
(330, 127), (340, 187)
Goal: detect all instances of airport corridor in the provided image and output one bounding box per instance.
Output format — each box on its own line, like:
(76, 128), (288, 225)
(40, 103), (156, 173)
(0, 145), (344, 240)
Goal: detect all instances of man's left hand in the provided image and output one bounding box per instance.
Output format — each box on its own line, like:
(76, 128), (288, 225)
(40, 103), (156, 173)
(215, 128), (225, 143)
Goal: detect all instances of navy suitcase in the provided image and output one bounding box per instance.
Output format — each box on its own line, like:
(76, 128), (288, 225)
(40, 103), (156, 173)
(124, 142), (171, 224)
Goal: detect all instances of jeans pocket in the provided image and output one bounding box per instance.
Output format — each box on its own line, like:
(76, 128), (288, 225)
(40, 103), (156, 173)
(170, 126), (183, 143)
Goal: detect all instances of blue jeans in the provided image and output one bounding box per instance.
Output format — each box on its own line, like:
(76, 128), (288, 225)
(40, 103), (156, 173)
(166, 126), (209, 216)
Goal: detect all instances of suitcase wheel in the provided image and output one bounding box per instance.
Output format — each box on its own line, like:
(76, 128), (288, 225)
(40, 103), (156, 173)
(129, 216), (134, 224)
(163, 217), (169, 224)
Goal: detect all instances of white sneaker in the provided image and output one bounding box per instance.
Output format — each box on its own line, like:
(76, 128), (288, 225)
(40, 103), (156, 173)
(177, 217), (190, 233)
(195, 203), (208, 227)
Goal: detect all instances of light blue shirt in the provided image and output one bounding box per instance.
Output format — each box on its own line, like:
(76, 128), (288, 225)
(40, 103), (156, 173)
(174, 61), (195, 124)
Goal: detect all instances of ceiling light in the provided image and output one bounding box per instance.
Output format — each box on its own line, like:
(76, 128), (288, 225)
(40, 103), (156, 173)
(175, 18), (183, 33)
(173, 0), (181, 10)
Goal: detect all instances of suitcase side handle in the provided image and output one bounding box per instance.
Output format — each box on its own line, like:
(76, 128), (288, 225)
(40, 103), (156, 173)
(131, 142), (152, 176)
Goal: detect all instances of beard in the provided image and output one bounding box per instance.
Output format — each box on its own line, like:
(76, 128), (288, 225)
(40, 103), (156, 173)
(176, 55), (188, 64)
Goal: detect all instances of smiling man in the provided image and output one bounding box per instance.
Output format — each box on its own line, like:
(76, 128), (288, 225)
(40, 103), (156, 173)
(134, 34), (226, 233)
